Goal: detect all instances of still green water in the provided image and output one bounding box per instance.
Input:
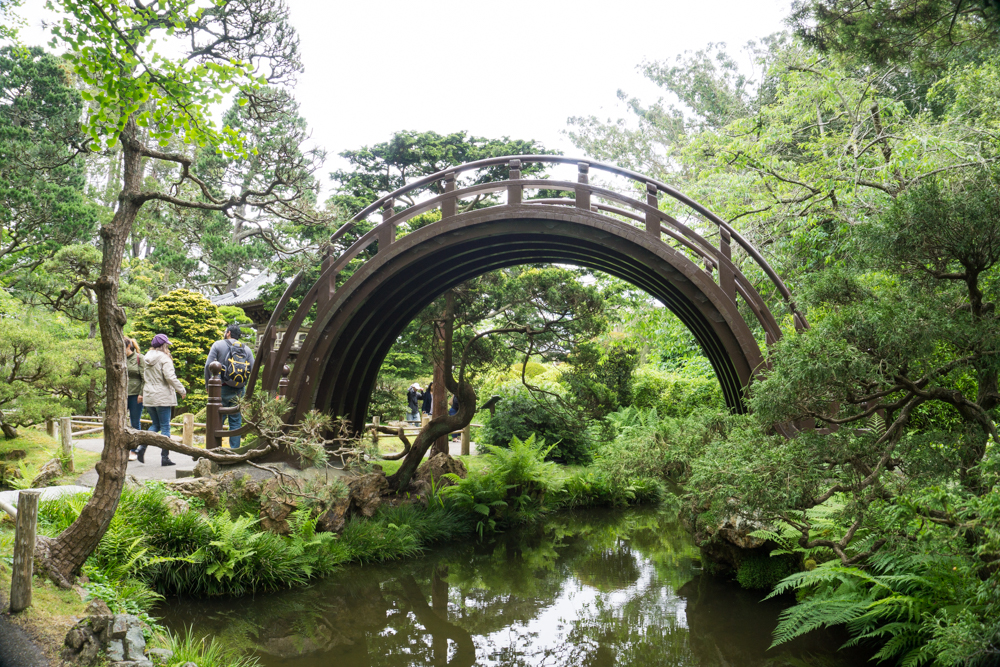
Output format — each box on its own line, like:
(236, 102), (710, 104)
(158, 508), (871, 666)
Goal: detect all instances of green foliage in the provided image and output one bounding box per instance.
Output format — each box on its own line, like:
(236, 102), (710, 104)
(630, 363), (725, 419)
(443, 434), (564, 534)
(0, 46), (98, 277)
(597, 406), (722, 489)
(367, 374), (407, 422)
(479, 386), (595, 464)
(216, 306), (249, 325)
(735, 551), (798, 590)
(131, 289), (226, 411)
(156, 626), (260, 667)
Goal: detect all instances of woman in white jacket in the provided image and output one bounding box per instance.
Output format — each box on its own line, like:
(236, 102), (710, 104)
(135, 333), (186, 466)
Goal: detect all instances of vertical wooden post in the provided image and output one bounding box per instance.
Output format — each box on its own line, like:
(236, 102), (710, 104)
(461, 425), (470, 456)
(507, 159), (522, 205)
(182, 413), (194, 448)
(278, 365), (290, 398)
(575, 162), (590, 210)
(372, 415), (380, 447)
(718, 226), (736, 303)
(645, 182), (659, 237)
(377, 199), (395, 251)
(59, 417), (73, 473)
(421, 413), (430, 429)
(45, 419), (55, 439)
(441, 172), (456, 218)
(10, 490), (40, 613)
(206, 361), (223, 450)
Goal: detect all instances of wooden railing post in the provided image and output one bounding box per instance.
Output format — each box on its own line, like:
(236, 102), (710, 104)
(182, 413), (194, 448)
(377, 199), (395, 251)
(461, 425), (470, 456)
(206, 361), (223, 450)
(507, 159), (522, 205)
(45, 418), (55, 439)
(718, 226), (736, 303)
(441, 172), (456, 219)
(277, 365), (290, 398)
(59, 417), (73, 473)
(575, 162), (590, 210)
(645, 182), (659, 237)
(10, 490), (40, 613)
(372, 415), (380, 447)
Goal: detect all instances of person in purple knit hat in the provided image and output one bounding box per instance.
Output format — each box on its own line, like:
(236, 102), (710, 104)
(135, 333), (186, 466)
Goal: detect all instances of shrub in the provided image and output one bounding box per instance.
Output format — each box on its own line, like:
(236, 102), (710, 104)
(131, 289), (226, 412)
(630, 362), (725, 419)
(596, 406), (722, 487)
(367, 374), (408, 422)
(735, 551), (798, 590)
(479, 386), (594, 464)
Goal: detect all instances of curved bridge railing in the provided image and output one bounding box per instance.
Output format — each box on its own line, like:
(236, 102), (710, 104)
(245, 155), (807, 408)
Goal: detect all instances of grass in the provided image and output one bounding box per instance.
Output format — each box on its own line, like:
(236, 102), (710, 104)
(0, 429), (101, 487)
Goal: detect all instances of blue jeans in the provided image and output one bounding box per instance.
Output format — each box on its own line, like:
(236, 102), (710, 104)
(146, 406), (173, 461)
(127, 395), (143, 430)
(221, 385), (245, 449)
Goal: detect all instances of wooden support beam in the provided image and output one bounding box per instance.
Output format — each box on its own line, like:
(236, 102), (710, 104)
(441, 173), (456, 218)
(718, 226), (736, 303)
(9, 490), (40, 613)
(182, 413), (194, 448)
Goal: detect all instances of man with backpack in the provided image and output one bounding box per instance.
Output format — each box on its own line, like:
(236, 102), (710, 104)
(205, 324), (255, 449)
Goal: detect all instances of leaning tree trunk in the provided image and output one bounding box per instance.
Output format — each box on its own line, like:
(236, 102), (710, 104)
(430, 318), (449, 457)
(36, 117), (142, 584)
(388, 294), (476, 491)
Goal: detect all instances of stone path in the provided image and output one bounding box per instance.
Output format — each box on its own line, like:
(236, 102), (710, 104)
(73, 436), (196, 487)
(0, 484), (93, 506)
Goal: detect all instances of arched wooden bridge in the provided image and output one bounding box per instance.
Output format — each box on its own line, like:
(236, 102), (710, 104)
(244, 156), (806, 438)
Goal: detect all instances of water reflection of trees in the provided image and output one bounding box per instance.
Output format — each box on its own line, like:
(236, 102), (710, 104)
(158, 508), (867, 667)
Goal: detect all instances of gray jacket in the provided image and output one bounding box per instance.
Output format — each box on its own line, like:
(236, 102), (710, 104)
(142, 349), (186, 407)
(126, 351), (144, 397)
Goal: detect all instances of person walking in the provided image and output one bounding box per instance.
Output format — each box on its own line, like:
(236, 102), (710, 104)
(124, 337), (144, 461)
(421, 381), (433, 417)
(204, 324), (255, 449)
(406, 383), (422, 423)
(136, 334), (185, 466)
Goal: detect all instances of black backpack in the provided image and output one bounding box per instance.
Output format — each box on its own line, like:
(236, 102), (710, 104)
(221, 340), (252, 388)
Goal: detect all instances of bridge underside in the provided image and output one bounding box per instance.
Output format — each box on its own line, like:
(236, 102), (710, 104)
(283, 206), (765, 430)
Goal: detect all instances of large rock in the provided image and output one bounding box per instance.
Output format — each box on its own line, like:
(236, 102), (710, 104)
(31, 458), (64, 488)
(347, 471), (389, 518)
(62, 608), (151, 667)
(315, 494), (351, 533)
(415, 453), (467, 489)
(167, 470), (259, 509)
(259, 476), (307, 535)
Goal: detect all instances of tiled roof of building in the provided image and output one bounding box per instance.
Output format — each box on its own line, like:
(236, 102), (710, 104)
(209, 272), (276, 307)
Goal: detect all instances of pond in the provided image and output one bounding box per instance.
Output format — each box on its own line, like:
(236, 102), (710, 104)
(158, 508), (872, 666)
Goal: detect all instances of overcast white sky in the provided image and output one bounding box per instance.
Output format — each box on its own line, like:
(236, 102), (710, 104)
(18, 0), (791, 175)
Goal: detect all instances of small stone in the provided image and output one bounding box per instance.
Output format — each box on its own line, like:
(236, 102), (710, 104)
(85, 598), (113, 617)
(193, 457), (218, 477)
(64, 626), (87, 650)
(165, 496), (190, 516)
(106, 638), (126, 662)
(181, 662), (199, 667)
(30, 457), (64, 487)
(147, 647), (175, 665)
(110, 614), (129, 638)
(124, 625), (146, 660)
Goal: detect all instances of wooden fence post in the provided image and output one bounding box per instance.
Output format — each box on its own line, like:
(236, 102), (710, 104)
(461, 425), (471, 456)
(421, 413), (430, 429)
(45, 419), (55, 439)
(59, 417), (74, 473)
(182, 413), (194, 447)
(9, 490), (40, 613)
(372, 416), (380, 447)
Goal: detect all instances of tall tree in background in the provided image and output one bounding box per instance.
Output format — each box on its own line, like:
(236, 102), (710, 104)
(0, 46), (98, 280)
(37, 0), (328, 583)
